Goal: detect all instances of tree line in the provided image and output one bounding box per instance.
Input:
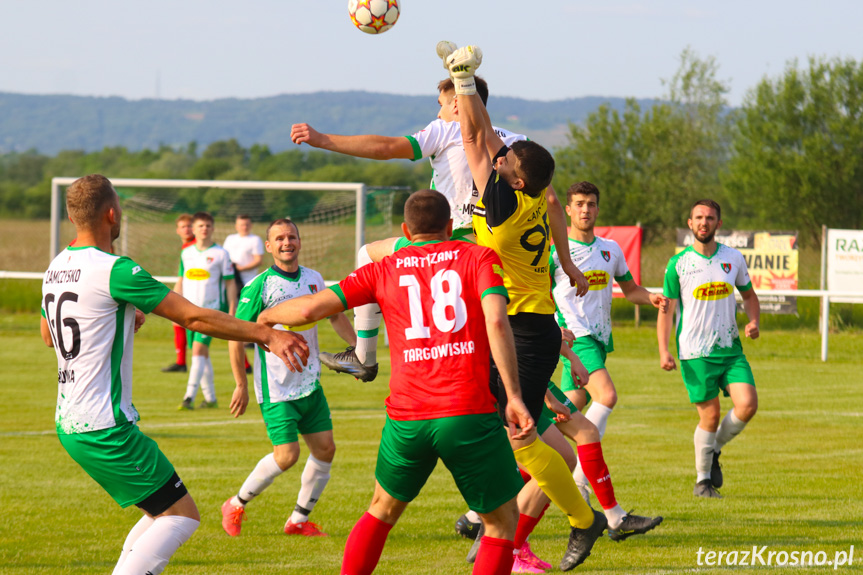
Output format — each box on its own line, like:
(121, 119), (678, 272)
(1, 50), (860, 245)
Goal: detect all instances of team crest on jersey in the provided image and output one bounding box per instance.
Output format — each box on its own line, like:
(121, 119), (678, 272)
(309, 285), (318, 294)
(601, 250), (611, 262)
(206, 256), (214, 264)
(721, 263), (732, 273)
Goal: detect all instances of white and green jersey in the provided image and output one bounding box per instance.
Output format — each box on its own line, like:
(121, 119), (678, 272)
(236, 265), (324, 403)
(178, 243), (234, 311)
(663, 244), (753, 360)
(42, 247), (170, 435)
(406, 119), (526, 232)
(550, 236), (632, 349)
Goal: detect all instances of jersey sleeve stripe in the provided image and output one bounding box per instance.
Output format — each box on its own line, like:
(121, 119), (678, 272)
(328, 285), (349, 309)
(481, 285), (509, 302)
(405, 135), (422, 161)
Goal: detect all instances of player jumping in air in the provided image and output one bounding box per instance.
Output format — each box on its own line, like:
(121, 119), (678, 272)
(220, 218), (356, 538)
(657, 199), (760, 498)
(41, 174), (308, 575)
(290, 72), (586, 383)
(446, 44), (605, 571)
(259, 190), (534, 575)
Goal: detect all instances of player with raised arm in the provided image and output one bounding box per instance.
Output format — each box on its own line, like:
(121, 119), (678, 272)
(259, 190), (533, 575)
(290, 68), (586, 383)
(657, 199), (760, 498)
(446, 44), (604, 572)
(220, 218), (356, 538)
(40, 174), (308, 575)
(175, 212), (237, 410)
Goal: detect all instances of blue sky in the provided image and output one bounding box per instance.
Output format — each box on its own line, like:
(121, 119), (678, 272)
(2, 0), (860, 105)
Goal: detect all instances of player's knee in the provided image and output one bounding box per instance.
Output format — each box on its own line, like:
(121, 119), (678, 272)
(598, 388), (617, 408)
(313, 441), (336, 463)
(737, 399), (758, 421)
(274, 448), (300, 470)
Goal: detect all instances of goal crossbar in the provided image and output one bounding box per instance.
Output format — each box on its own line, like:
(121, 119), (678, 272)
(49, 177), (368, 261)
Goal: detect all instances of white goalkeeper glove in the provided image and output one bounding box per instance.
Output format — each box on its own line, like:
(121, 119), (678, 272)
(446, 45), (483, 96)
(436, 41), (458, 69)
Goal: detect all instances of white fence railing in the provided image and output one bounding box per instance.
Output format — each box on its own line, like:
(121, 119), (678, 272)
(5, 269), (858, 363)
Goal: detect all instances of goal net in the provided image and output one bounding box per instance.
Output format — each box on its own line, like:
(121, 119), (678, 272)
(50, 178), (407, 282)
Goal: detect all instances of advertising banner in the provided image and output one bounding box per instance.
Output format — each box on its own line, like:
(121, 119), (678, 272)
(676, 229), (798, 314)
(595, 226), (641, 297)
(825, 228), (863, 303)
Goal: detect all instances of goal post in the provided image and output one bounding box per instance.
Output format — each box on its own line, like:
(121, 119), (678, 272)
(51, 177), (367, 261)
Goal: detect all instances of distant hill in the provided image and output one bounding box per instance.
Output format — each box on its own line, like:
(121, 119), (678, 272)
(0, 91), (654, 155)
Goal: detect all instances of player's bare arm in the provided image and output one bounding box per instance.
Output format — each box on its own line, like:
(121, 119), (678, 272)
(40, 316), (53, 347)
(740, 288), (761, 339)
(481, 293), (534, 440)
(546, 184), (588, 296)
(560, 338), (590, 386)
(328, 312), (358, 347)
(290, 123), (414, 160)
(258, 289), (346, 330)
(365, 237), (399, 263)
(226, 279), (239, 316)
(228, 339), (250, 418)
(657, 298), (678, 371)
(619, 279), (669, 312)
(545, 389), (572, 423)
(152, 291), (309, 372)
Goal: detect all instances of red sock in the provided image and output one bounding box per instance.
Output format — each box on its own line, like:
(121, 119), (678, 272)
(519, 468), (532, 484)
(173, 325), (186, 366)
(513, 514), (541, 550)
(473, 536), (514, 575)
(577, 442), (617, 510)
(342, 512), (393, 575)
(244, 354), (251, 370)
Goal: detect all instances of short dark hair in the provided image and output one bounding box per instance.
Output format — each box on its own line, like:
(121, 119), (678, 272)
(66, 174), (117, 230)
(266, 218), (300, 240)
(511, 141), (555, 196)
(437, 75), (489, 106)
(690, 199), (721, 220)
(192, 211), (214, 225)
(404, 190), (450, 235)
(235, 214), (251, 221)
(566, 181), (600, 205)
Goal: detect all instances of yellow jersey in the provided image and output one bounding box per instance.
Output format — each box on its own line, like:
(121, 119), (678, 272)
(473, 171), (555, 315)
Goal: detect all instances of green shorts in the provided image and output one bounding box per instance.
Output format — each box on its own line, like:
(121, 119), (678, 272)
(538, 382), (574, 435)
(375, 413), (523, 514)
(259, 387), (333, 446)
(186, 329), (212, 347)
(58, 423), (176, 508)
(680, 354), (756, 404)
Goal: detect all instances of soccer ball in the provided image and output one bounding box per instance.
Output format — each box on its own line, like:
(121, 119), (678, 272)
(349, 0), (400, 34)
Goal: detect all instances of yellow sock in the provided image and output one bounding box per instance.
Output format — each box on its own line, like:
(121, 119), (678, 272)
(514, 439), (594, 528)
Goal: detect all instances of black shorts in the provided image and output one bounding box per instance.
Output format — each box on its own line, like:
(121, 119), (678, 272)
(136, 471), (188, 516)
(490, 313), (561, 424)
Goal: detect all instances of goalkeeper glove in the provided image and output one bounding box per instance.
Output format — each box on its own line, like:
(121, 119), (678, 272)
(446, 45), (483, 96)
(436, 41), (458, 69)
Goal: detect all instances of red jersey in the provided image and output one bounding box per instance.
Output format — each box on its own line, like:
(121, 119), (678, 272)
(335, 240), (509, 421)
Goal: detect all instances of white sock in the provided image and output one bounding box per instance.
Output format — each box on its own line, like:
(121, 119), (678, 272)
(201, 357), (216, 403)
(112, 515), (155, 574)
(237, 453), (284, 505)
(465, 510), (481, 523)
(113, 515), (199, 575)
(604, 504), (627, 529)
(290, 455), (332, 523)
(715, 409), (747, 451)
(694, 426), (716, 482)
(184, 355), (204, 402)
(353, 245), (380, 365)
(584, 402), (613, 440)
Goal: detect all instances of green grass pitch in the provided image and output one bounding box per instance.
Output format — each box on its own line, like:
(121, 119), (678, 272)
(1, 312), (861, 574)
